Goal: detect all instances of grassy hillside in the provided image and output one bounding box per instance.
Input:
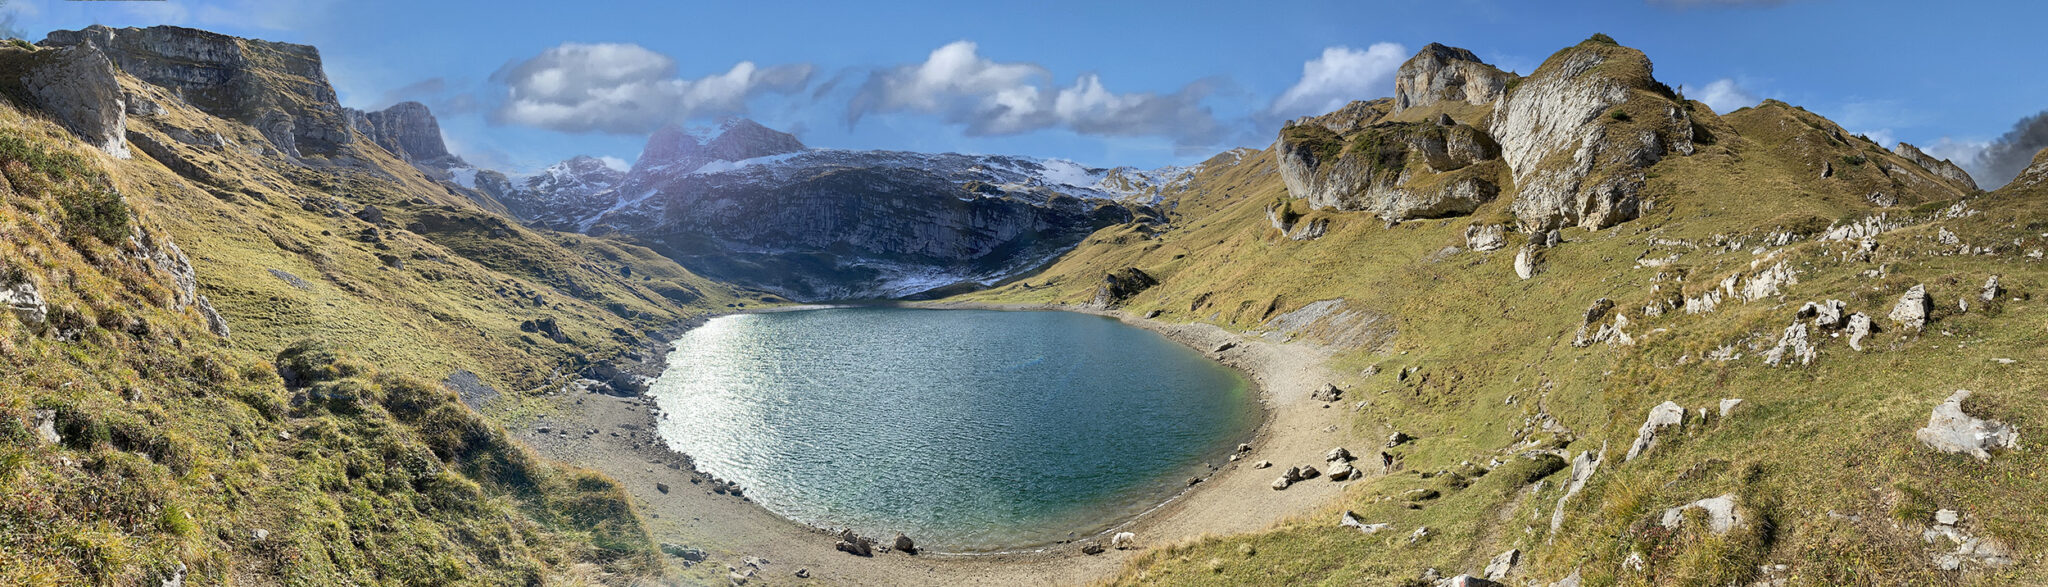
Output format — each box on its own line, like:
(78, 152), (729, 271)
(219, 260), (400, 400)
(0, 41), (761, 584)
(958, 48), (2043, 586)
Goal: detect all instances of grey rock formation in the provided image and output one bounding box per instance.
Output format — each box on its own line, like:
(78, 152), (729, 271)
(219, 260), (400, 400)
(1, 276), (48, 327)
(1489, 40), (1693, 231)
(1339, 510), (1388, 533)
(892, 533), (917, 554)
(1914, 390), (2019, 461)
(1514, 244), (1539, 279)
(1277, 114), (1506, 221)
(1846, 312), (1874, 351)
(349, 101), (465, 172)
(1799, 299), (1847, 330)
(1393, 43), (1514, 112)
(1718, 398), (1745, 418)
(1625, 401), (1686, 461)
(1465, 224), (1506, 251)
(1981, 275), (2002, 302)
(43, 25), (354, 159)
(1311, 384), (1343, 402)
(1659, 494), (1744, 534)
(1093, 268), (1157, 308)
(1326, 447), (1354, 462)
(1484, 548), (1520, 580)
(1891, 142), (1978, 191)
(11, 44), (130, 158)
(1889, 284), (1930, 330)
(1763, 322), (1814, 366)
(1550, 447), (1603, 534)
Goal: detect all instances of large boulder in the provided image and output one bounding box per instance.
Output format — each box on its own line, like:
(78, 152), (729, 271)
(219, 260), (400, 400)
(0, 275), (49, 327)
(1889, 284), (1930, 331)
(1914, 390), (2019, 461)
(10, 44), (130, 158)
(1488, 36), (1694, 231)
(1393, 43), (1515, 112)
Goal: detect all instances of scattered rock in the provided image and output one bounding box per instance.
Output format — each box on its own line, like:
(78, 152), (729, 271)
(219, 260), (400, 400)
(1625, 401), (1685, 461)
(1465, 224), (1507, 252)
(1763, 322), (1815, 366)
(1252, 460), (1272, 469)
(833, 530), (875, 557)
(893, 533), (917, 555)
(1660, 494), (1745, 534)
(1327, 460), (1357, 481)
(1935, 509), (1960, 525)
(1798, 299), (1847, 330)
(1339, 510), (1389, 534)
(1484, 549), (1520, 580)
(1326, 447), (1354, 462)
(31, 410), (60, 445)
(794, 568), (810, 579)
(660, 543), (708, 561)
(1, 277), (49, 327)
(656, 483), (669, 494)
(1846, 313), (1874, 351)
(1080, 541), (1105, 555)
(1548, 568), (1583, 587)
(1310, 384), (1343, 402)
(251, 528), (269, 541)
(1271, 476), (1293, 490)
(1213, 341), (1237, 353)
(1296, 464), (1321, 480)
(1514, 244), (1540, 280)
(1981, 275), (2002, 302)
(1407, 526), (1430, 544)
(1718, 398), (1744, 418)
(1441, 575), (1504, 587)
(1914, 390), (2018, 461)
(1889, 284), (1930, 331)
(1387, 431), (1414, 447)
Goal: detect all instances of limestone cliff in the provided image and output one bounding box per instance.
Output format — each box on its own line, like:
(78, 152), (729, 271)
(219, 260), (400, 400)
(2, 44), (130, 158)
(1891, 141), (1978, 191)
(1276, 104), (1509, 221)
(1393, 43), (1515, 113)
(42, 25), (355, 160)
(349, 101), (465, 172)
(1489, 36), (1695, 231)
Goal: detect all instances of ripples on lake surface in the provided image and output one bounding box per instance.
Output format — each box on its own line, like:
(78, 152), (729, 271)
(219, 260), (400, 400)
(650, 308), (1257, 552)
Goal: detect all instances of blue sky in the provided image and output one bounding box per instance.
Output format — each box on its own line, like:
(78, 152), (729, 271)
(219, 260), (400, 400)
(9, 0), (2046, 183)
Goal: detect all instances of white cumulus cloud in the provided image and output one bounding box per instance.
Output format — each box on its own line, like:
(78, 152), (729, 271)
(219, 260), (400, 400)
(1267, 43), (1408, 120)
(492, 42), (813, 134)
(847, 41), (1227, 147)
(1682, 78), (1760, 114)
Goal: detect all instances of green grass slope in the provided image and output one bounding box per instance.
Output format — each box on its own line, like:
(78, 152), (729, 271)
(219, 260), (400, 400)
(0, 40), (762, 584)
(959, 41), (2042, 586)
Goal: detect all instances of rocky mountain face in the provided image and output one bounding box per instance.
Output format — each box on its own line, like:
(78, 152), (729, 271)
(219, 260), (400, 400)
(43, 25), (355, 161)
(348, 101), (466, 174)
(487, 120), (1163, 300)
(1280, 36), (1981, 234)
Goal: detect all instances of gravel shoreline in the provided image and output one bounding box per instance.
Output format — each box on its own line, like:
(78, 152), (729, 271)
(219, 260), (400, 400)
(511, 302), (1371, 585)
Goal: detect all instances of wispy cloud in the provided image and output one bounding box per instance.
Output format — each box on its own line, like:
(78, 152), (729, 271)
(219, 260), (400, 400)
(1680, 78), (1759, 114)
(1267, 44), (1408, 120)
(846, 41), (1229, 148)
(491, 42), (813, 134)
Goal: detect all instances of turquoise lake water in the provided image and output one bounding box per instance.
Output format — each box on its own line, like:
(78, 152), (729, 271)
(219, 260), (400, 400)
(649, 307), (1258, 552)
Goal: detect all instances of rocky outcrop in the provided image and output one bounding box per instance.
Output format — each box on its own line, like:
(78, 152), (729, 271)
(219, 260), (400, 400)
(1914, 390), (2018, 460)
(1464, 224), (1506, 251)
(1846, 312), (1874, 350)
(1625, 401), (1685, 461)
(1277, 116), (1507, 221)
(43, 25), (354, 159)
(1891, 142), (1978, 191)
(1092, 267), (1156, 308)
(1393, 43), (1515, 112)
(8, 44), (130, 158)
(1889, 284), (1930, 331)
(1, 274), (48, 327)
(349, 101), (464, 171)
(1489, 37), (1694, 231)
(1659, 494), (1745, 534)
(1550, 447), (1603, 534)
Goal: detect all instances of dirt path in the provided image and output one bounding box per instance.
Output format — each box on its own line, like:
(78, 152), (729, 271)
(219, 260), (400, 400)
(512, 303), (1370, 586)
